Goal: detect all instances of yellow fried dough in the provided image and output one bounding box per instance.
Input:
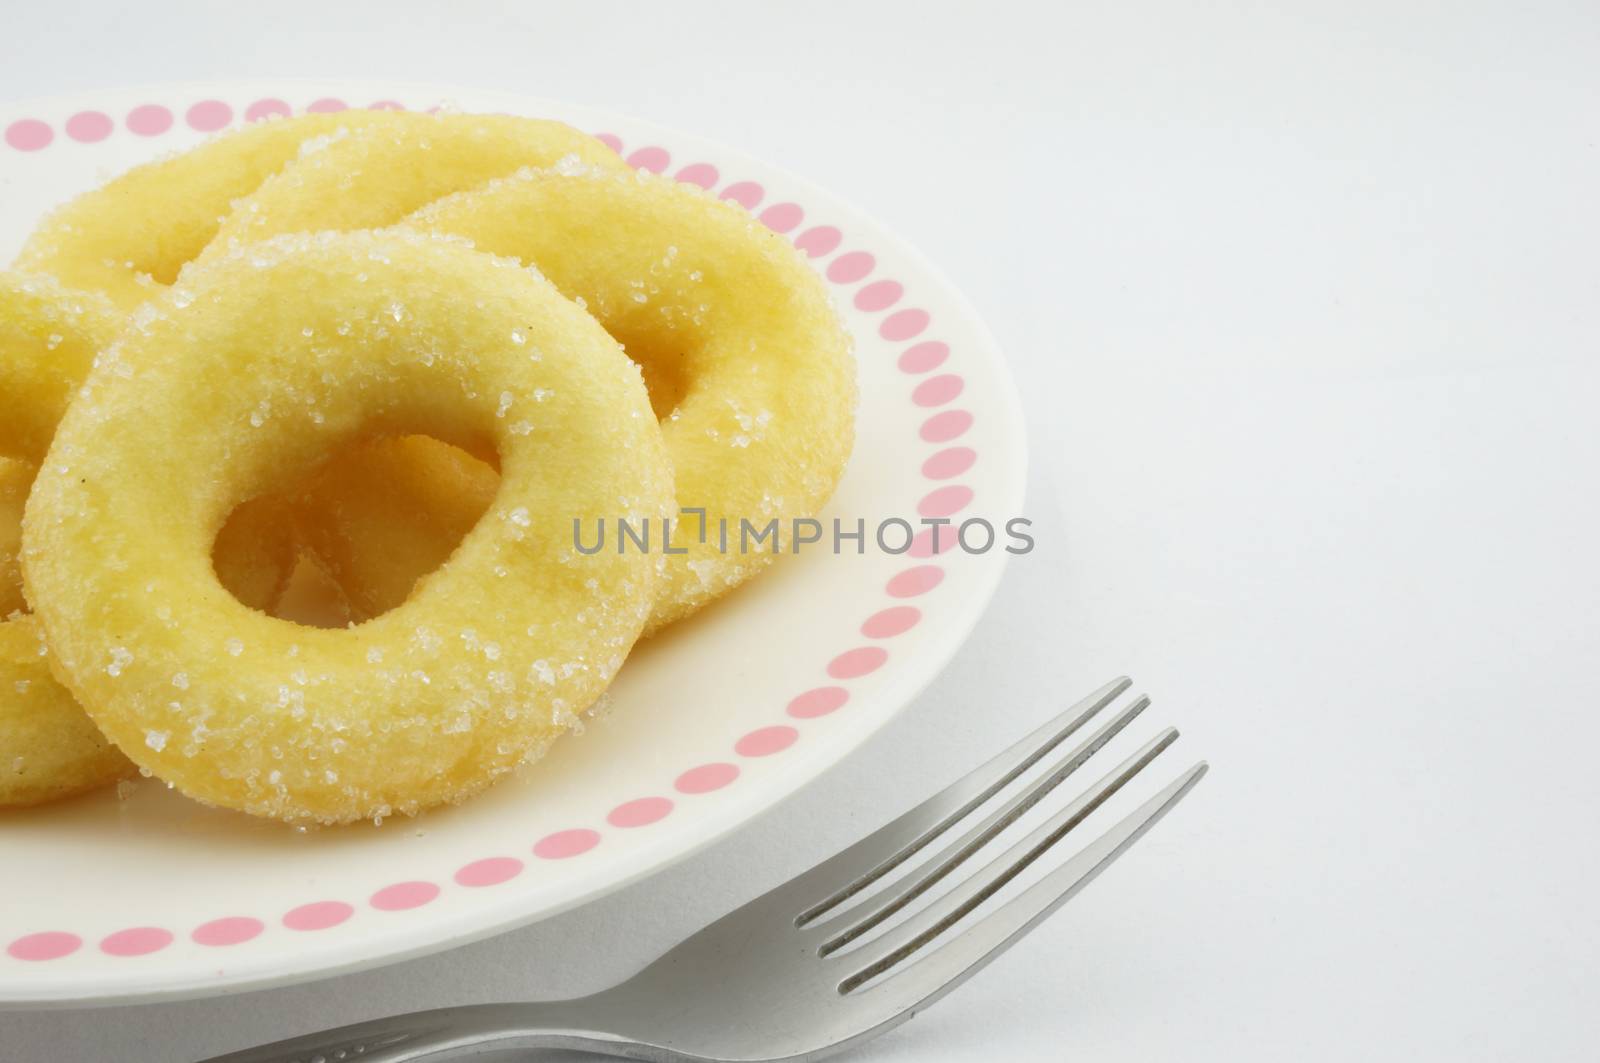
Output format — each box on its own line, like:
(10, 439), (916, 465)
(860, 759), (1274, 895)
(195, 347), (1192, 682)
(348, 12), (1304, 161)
(13, 111), (394, 308)
(0, 274), (136, 804)
(1, 275), (297, 807)
(0, 457), (31, 619)
(0, 617), (131, 807)
(198, 113), (626, 264)
(18, 109), (628, 630)
(0, 276), (111, 460)
(22, 232), (673, 824)
(212, 493), (301, 615)
(405, 167), (856, 630)
(2, 455), (131, 806)
(292, 435), (499, 622)
(271, 554), (358, 630)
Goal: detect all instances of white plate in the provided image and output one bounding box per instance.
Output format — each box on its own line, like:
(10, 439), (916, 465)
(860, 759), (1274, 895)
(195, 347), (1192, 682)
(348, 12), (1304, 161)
(0, 81), (1026, 1007)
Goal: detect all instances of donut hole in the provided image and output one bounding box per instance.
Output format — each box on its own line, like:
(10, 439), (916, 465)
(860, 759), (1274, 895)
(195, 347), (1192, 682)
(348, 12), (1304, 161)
(0, 456), (35, 618)
(211, 434), (500, 628)
(609, 323), (691, 422)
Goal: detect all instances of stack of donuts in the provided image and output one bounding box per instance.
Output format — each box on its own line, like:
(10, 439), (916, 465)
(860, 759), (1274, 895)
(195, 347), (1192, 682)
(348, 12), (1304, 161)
(0, 111), (855, 825)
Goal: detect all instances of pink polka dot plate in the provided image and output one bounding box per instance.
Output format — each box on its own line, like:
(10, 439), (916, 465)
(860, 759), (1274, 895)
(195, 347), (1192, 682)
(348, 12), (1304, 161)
(0, 82), (1025, 1006)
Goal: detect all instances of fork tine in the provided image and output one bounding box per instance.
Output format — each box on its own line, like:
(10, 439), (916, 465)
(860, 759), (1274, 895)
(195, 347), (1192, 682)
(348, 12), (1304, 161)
(841, 758), (1208, 1000)
(834, 727), (1177, 978)
(812, 693), (1151, 951)
(791, 677), (1134, 926)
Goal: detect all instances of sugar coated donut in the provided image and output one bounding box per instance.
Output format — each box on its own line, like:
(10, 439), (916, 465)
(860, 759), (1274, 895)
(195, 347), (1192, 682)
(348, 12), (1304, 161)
(3, 453), (133, 807)
(15, 109), (628, 629)
(15, 111), (622, 310)
(1, 616), (132, 807)
(0, 274), (114, 463)
(198, 113), (627, 264)
(14, 111), (390, 308)
(0, 274), (135, 805)
(405, 167), (856, 630)
(21, 232), (673, 824)
(1, 274), (284, 806)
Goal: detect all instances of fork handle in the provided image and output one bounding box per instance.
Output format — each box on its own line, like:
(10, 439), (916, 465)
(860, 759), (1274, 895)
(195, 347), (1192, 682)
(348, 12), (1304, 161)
(198, 1001), (639, 1063)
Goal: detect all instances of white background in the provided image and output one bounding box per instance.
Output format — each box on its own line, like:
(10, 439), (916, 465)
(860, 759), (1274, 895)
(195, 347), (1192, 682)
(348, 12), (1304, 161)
(3, 2), (1598, 1060)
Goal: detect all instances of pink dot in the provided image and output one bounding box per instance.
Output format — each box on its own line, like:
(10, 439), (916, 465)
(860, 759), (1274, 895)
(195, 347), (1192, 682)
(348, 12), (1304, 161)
(65, 111), (113, 143)
(282, 901), (353, 931)
(608, 797), (673, 828)
(921, 408), (973, 442)
(675, 762), (739, 794)
(787, 686), (849, 719)
(192, 916), (263, 947)
(759, 202), (804, 233)
(370, 881), (439, 911)
(368, 100), (406, 111)
(7, 932), (79, 961)
(882, 309), (930, 340)
(923, 446), (977, 480)
(627, 146), (670, 173)
(125, 105), (173, 136)
(899, 341), (950, 374)
(827, 251), (875, 284)
(887, 565), (945, 598)
(593, 132), (623, 153)
(913, 374), (965, 408)
(245, 98), (292, 122)
(5, 119), (53, 151)
(675, 162), (719, 188)
(185, 100), (232, 132)
(909, 528), (957, 558)
(829, 646), (888, 679)
(794, 226), (842, 258)
(735, 725), (798, 757)
(99, 927), (172, 957)
(862, 606), (921, 639)
(306, 98), (347, 113)
(454, 856), (523, 887)
(919, 485), (974, 519)
(854, 280), (904, 312)
(535, 828), (600, 860)
(719, 181), (764, 209)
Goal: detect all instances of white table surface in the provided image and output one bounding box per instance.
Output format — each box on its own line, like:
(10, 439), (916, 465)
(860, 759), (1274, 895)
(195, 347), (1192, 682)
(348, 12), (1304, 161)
(3, 2), (1597, 1060)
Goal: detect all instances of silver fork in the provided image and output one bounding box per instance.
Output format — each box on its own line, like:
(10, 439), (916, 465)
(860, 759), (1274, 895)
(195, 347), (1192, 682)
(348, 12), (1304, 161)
(208, 677), (1206, 1063)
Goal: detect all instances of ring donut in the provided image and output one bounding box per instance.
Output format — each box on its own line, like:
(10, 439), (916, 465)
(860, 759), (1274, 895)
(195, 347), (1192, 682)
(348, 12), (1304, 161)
(403, 167), (856, 631)
(0, 274), (133, 805)
(14, 112), (389, 308)
(178, 114), (633, 627)
(15, 108), (624, 622)
(16, 111), (623, 310)
(197, 112), (627, 264)
(21, 232), (673, 824)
